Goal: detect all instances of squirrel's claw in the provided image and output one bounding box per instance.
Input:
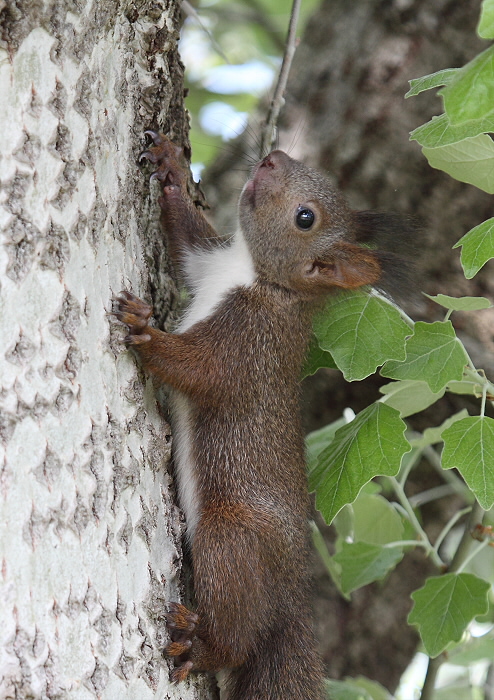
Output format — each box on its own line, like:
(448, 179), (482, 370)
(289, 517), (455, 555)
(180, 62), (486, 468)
(140, 133), (185, 193)
(166, 602), (199, 681)
(170, 660), (194, 684)
(112, 292), (153, 345)
(166, 639), (192, 657)
(123, 333), (151, 346)
(167, 602), (199, 633)
(144, 129), (163, 145)
(139, 149), (157, 164)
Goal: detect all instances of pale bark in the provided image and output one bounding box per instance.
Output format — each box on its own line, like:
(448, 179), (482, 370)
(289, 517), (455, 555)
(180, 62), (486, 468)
(0, 1), (214, 698)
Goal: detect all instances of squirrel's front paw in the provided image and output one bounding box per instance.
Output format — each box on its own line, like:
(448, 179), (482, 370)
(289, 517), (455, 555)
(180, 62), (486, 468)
(113, 291), (153, 345)
(140, 131), (184, 187)
(166, 602), (199, 683)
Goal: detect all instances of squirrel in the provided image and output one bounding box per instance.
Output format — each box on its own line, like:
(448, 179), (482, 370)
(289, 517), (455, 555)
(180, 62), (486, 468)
(114, 132), (414, 700)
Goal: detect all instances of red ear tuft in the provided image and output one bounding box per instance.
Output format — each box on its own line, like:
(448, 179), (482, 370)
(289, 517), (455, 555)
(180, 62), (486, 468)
(304, 241), (381, 293)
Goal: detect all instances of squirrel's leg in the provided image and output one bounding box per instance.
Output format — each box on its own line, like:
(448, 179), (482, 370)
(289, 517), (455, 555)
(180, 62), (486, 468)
(140, 132), (220, 265)
(166, 507), (279, 681)
(113, 291), (221, 401)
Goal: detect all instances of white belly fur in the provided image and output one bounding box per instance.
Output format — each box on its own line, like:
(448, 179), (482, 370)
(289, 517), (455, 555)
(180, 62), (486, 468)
(171, 231), (256, 540)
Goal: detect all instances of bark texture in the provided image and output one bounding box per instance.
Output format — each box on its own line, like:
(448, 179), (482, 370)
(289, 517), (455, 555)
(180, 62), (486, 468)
(0, 1), (214, 698)
(201, 0), (494, 693)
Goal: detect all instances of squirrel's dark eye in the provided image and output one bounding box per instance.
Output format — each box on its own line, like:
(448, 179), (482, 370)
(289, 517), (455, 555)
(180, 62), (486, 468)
(295, 206), (315, 230)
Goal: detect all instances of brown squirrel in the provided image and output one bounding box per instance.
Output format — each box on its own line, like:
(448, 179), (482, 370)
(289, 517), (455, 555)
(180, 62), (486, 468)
(114, 132), (413, 699)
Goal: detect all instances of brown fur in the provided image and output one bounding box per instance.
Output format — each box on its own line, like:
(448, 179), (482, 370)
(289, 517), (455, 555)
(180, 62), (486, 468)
(114, 135), (410, 699)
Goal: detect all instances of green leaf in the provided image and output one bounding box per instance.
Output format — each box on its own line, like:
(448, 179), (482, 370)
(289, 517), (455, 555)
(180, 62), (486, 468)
(306, 417), (348, 466)
(441, 45), (494, 124)
(405, 69), (457, 98)
(379, 380), (445, 418)
(447, 380), (484, 396)
(435, 686), (484, 700)
(325, 679), (372, 700)
(408, 573), (490, 657)
(349, 678), (394, 700)
(309, 403), (410, 524)
(381, 321), (468, 393)
(453, 218), (494, 278)
(333, 504), (355, 542)
(478, 0), (494, 38)
(424, 293), (492, 311)
(410, 409), (469, 448)
(352, 494), (404, 545)
(313, 292), (410, 381)
(325, 678), (394, 700)
(302, 336), (337, 377)
(422, 134), (494, 194)
(448, 635), (494, 665)
(442, 416), (494, 509)
(410, 113), (494, 148)
(333, 541), (403, 594)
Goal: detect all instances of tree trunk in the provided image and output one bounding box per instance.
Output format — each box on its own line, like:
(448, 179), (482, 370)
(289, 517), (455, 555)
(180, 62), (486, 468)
(0, 1), (215, 697)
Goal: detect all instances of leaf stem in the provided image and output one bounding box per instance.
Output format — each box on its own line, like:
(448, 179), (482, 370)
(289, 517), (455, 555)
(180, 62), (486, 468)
(408, 483), (459, 508)
(382, 539), (429, 549)
(423, 445), (469, 496)
(422, 444), (443, 470)
(462, 364), (494, 403)
(399, 446), (423, 487)
(420, 655), (444, 700)
(455, 538), (490, 573)
(309, 521), (349, 600)
(389, 477), (444, 568)
(433, 506), (472, 556)
(372, 289), (416, 329)
(481, 381), (487, 418)
(449, 501), (485, 573)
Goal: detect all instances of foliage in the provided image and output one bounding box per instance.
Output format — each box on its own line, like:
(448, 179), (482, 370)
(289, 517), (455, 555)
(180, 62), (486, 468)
(306, 1), (494, 698)
(408, 574), (490, 658)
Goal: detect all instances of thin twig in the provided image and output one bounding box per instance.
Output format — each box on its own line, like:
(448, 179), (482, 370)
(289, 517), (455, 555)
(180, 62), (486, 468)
(259, 0), (302, 156)
(181, 1), (231, 64)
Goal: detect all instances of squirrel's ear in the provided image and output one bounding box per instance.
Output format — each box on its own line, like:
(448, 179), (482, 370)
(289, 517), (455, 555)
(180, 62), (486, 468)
(305, 241), (381, 291)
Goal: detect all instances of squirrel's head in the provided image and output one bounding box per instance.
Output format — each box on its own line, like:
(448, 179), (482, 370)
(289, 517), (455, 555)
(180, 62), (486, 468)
(239, 151), (415, 299)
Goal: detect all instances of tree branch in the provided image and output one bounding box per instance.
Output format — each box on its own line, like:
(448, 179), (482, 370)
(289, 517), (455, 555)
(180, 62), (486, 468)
(259, 0), (301, 156)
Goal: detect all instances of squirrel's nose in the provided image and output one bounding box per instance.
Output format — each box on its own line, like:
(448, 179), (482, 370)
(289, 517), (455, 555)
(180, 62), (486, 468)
(260, 150), (290, 170)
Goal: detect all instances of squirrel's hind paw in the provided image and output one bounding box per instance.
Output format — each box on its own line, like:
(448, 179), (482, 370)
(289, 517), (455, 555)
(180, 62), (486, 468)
(166, 603), (199, 682)
(167, 602), (199, 634)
